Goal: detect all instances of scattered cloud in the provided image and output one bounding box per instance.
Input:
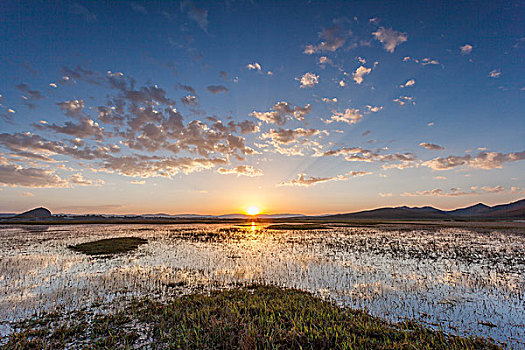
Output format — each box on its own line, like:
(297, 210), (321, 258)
(217, 165), (263, 177)
(180, 0), (208, 32)
(279, 171), (371, 187)
(379, 192), (392, 197)
(423, 151), (525, 170)
(372, 27), (407, 53)
(352, 66), (372, 84)
(393, 96), (415, 105)
(401, 185), (506, 197)
(206, 85), (229, 94)
(460, 44), (473, 55)
(365, 105), (383, 113)
(261, 128), (324, 144)
(304, 25), (349, 54)
(325, 108), (363, 124)
(400, 79), (415, 88)
(297, 72), (319, 88)
(488, 69), (501, 78)
(246, 62), (262, 71)
(250, 101), (312, 125)
(419, 142), (444, 151)
(403, 56), (440, 66)
(322, 97), (338, 104)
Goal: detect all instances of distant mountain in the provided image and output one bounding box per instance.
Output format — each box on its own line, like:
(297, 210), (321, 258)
(14, 207), (52, 218)
(448, 203), (491, 216)
(320, 199), (525, 220)
(322, 207), (450, 220)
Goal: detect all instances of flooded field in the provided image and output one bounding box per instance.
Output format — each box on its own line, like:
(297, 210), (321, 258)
(0, 223), (524, 348)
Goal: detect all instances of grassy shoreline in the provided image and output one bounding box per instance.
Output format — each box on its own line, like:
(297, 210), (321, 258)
(2, 285), (501, 349)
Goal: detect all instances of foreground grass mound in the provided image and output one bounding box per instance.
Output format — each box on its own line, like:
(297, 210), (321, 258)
(68, 237), (147, 256)
(3, 285), (500, 349)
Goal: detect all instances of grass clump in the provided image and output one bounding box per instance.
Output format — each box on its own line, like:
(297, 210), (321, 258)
(68, 237), (147, 256)
(267, 223), (331, 230)
(2, 285), (500, 349)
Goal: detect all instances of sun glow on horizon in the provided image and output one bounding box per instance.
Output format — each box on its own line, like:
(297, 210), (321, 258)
(246, 206), (261, 216)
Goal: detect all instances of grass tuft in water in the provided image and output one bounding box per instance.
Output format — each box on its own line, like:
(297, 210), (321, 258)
(68, 237), (147, 256)
(2, 285), (501, 349)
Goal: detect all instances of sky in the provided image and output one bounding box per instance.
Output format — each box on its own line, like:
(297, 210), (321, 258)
(0, 0), (524, 215)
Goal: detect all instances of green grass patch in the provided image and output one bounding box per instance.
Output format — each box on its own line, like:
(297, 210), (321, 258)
(267, 223), (331, 230)
(68, 237), (147, 256)
(2, 285), (501, 349)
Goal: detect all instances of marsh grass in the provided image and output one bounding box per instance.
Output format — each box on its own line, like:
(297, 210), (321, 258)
(2, 285), (500, 349)
(68, 237), (147, 256)
(266, 223), (331, 230)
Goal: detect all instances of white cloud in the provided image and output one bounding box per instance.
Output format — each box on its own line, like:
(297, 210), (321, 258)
(322, 97), (338, 103)
(297, 72), (319, 88)
(423, 151), (525, 170)
(400, 79), (415, 88)
(460, 44), (473, 55)
(325, 108), (363, 124)
(246, 62), (262, 71)
(372, 27), (407, 53)
(365, 105), (383, 113)
(279, 171), (371, 187)
(393, 96), (415, 105)
(488, 69), (501, 78)
(419, 142), (444, 150)
(217, 165), (263, 177)
(250, 101), (312, 125)
(352, 66), (372, 84)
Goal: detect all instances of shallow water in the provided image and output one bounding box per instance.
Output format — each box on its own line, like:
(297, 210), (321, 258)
(0, 223), (524, 348)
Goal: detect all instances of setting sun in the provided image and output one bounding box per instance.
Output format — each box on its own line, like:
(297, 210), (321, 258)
(246, 206), (260, 216)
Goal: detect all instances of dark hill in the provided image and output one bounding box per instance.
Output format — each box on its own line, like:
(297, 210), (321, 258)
(448, 203), (491, 216)
(323, 207), (450, 220)
(15, 207), (52, 218)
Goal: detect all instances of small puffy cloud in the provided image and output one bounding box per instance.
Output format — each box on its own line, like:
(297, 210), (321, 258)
(338, 80), (346, 87)
(460, 44), (473, 55)
(250, 101), (312, 125)
(352, 66), (371, 84)
(57, 99), (85, 118)
(365, 105), (383, 113)
(297, 72), (319, 88)
(401, 185), (506, 197)
(17, 83), (44, 101)
(181, 95), (198, 106)
(325, 108), (362, 124)
(261, 128), (323, 144)
(393, 96), (415, 105)
(304, 25), (348, 54)
(400, 79), (415, 88)
(318, 56), (334, 67)
(423, 151), (525, 170)
(70, 173), (104, 186)
(206, 85), (229, 94)
(180, 0), (208, 32)
(279, 171), (370, 187)
(49, 83), (57, 88)
(427, 122), (434, 126)
(379, 192), (392, 197)
(246, 62), (262, 71)
(217, 165), (263, 177)
(403, 56), (440, 66)
(488, 69), (501, 78)
(372, 27), (407, 53)
(130, 180), (145, 185)
(419, 142), (444, 150)
(322, 97), (338, 103)
(177, 83), (196, 95)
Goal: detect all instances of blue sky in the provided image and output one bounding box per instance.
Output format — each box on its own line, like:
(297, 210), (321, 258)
(0, 0), (524, 214)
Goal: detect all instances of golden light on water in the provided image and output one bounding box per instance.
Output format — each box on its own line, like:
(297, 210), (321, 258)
(246, 206), (260, 216)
